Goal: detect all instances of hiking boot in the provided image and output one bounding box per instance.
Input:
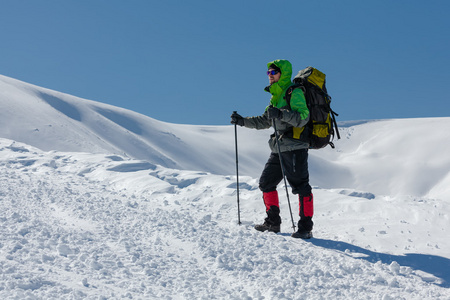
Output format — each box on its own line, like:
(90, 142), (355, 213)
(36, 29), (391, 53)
(254, 205), (281, 233)
(254, 219), (280, 233)
(291, 223), (312, 239)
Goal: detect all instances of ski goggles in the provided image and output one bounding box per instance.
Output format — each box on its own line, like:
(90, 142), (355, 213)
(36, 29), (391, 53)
(267, 70), (280, 76)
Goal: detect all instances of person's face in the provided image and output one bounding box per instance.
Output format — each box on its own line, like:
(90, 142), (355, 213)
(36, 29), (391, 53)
(268, 68), (281, 84)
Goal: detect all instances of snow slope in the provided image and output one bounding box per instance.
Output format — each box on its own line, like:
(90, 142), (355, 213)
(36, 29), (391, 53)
(1, 74), (449, 200)
(1, 74), (449, 299)
(313, 117), (450, 199)
(0, 74), (271, 177)
(1, 139), (449, 299)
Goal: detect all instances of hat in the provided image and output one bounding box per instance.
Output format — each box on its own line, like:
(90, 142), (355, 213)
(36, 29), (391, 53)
(268, 64), (281, 73)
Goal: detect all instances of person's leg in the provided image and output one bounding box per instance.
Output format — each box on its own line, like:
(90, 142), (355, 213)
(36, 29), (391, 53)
(282, 149), (312, 197)
(255, 153), (284, 233)
(282, 149), (313, 239)
(259, 152), (283, 194)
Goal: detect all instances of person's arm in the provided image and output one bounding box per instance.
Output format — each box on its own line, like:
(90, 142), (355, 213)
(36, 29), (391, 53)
(280, 89), (310, 127)
(243, 111), (272, 129)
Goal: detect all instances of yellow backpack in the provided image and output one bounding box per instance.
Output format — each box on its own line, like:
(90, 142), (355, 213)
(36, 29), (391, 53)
(286, 67), (340, 149)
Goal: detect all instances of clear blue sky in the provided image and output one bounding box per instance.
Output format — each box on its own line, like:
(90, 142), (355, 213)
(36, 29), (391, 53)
(1, 0), (449, 125)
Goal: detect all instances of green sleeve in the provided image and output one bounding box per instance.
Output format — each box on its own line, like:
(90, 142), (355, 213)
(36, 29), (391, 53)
(289, 89), (309, 120)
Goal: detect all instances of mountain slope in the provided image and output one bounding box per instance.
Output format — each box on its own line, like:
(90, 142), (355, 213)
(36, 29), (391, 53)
(1, 74), (449, 200)
(0, 74), (269, 176)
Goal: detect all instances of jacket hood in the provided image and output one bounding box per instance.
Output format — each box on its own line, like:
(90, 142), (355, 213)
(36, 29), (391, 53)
(267, 59), (292, 90)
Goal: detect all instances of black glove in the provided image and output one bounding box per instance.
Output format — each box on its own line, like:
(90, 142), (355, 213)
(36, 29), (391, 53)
(230, 111), (245, 126)
(267, 106), (283, 120)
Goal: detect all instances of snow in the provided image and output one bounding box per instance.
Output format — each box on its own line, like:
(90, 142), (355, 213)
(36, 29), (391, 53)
(1, 74), (449, 299)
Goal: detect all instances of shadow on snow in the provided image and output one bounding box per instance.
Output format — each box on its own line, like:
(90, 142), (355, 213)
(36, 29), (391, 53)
(309, 237), (450, 288)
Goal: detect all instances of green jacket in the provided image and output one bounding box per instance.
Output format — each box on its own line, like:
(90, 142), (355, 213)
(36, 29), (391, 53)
(243, 59), (310, 153)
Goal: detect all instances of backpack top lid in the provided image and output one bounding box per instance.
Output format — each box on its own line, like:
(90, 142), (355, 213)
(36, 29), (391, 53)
(293, 67), (326, 89)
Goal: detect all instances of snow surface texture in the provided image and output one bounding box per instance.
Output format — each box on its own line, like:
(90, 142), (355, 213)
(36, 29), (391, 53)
(1, 74), (449, 299)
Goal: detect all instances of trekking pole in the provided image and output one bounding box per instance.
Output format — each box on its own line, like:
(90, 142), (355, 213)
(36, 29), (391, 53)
(272, 120), (296, 232)
(233, 111), (241, 225)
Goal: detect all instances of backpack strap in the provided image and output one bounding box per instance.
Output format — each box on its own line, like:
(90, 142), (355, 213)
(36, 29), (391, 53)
(285, 86), (293, 107)
(330, 109), (340, 140)
(284, 83), (304, 108)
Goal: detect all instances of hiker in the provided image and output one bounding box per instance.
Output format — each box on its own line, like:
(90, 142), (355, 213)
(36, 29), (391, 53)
(230, 59), (314, 239)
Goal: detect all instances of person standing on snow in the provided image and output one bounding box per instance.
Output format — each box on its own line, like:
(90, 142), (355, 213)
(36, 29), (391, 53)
(230, 59), (314, 239)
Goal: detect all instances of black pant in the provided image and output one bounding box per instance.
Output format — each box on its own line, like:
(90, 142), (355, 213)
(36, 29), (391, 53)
(259, 149), (312, 197)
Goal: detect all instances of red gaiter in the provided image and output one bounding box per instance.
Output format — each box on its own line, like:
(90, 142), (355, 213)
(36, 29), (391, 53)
(300, 194), (314, 217)
(263, 191), (279, 211)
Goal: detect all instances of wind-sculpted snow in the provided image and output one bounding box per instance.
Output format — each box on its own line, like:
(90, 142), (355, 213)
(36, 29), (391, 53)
(107, 161), (157, 172)
(0, 74), (270, 177)
(1, 74), (450, 200)
(1, 139), (449, 299)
